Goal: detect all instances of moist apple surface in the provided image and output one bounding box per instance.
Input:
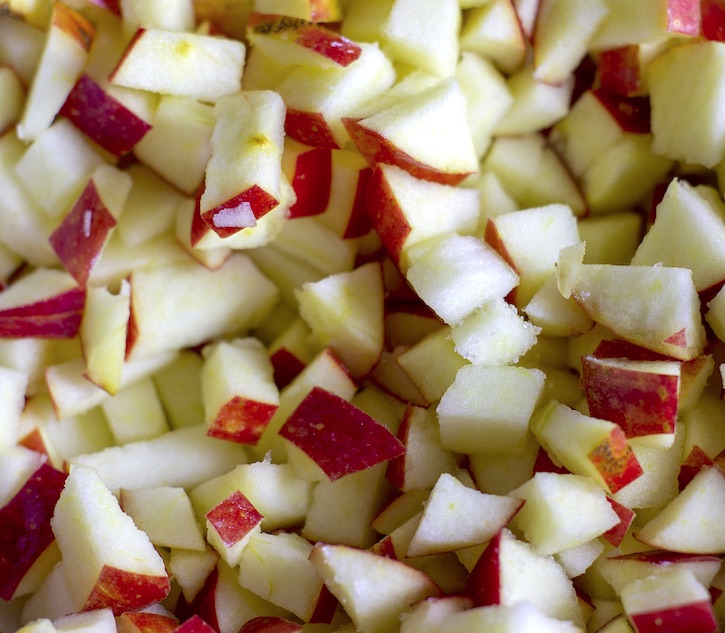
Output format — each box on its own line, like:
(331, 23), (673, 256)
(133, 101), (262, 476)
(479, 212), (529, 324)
(1, 1), (725, 632)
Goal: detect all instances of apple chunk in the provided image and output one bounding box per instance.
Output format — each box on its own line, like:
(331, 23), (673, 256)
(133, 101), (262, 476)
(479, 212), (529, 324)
(51, 463), (170, 614)
(279, 387), (405, 482)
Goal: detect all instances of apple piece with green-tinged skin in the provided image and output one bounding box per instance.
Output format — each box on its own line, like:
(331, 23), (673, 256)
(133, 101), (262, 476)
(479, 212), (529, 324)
(295, 261), (384, 377)
(485, 203), (579, 307)
(599, 550), (723, 596)
(580, 356), (680, 443)
(530, 400), (643, 494)
(49, 180), (118, 288)
(309, 542), (440, 633)
(280, 387), (405, 482)
(281, 141), (332, 219)
(557, 244), (707, 362)
(120, 486), (206, 552)
(459, 0), (527, 75)
(117, 610), (179, 633)
(238, 617), (301, 633)
(247, 14), (361, 68)
(635, 466), (725, 554)
(206, 490), (263, 567)
(467, 528), (584, 627)
(386, 405), (458, 493)
(16, 2), (96, 142)
(406, 473), (523, 558)
(51, 464), (170, 615)
(648, 40), (725, 169)
(364, 164), (479, 271)
(275, 42), (395, 149)
(0, 463), (66, 601)
(110, 28), (245, 102)
(199, 91), (285, 237)
(512, 472), (620, 556)
(437, 364), (545, 456)
(532, 0), (609, 85)
(343, 78), (478, 186)
(253, 0), (342, 22)
(125, 254), (278, 361)
(620, 567), (717, 633)
(201, 338), (279, 445)
(0, 268), (85, 339)
(60, 74), (151, 156)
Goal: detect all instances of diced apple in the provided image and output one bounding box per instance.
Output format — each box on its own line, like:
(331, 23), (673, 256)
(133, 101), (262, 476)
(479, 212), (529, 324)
(206, 490), (263, 567)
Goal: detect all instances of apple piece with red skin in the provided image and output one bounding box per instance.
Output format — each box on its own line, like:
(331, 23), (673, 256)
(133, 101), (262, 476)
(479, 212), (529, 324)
(280, 387), (405, 482)
(0, 462), (66, 601)
(467, 527), (584, 626)
(702, 0), (725, 40)
(580, 355), (680, 442)
(206, 490), (263, 567)
(679, 446), (714, 490)
(171, 615), (216, 633)
(602, 496), (636, 547)
(238, 617), (301, 633)
(0, 268), (85, 339)
(281, 141), (332, 219)
(199, 91), (285, 237)
(247, 13), (361, 68)
(620, 567), (717, 633)
(116, 610), (179, 633)
(343, 77), (479, 186)
(17, 1), (96, 142)
(50, 464), (170, 615)
(595, 46), (645, 97)
(60, 74), (151, 157)
(49, 179), (118, 287)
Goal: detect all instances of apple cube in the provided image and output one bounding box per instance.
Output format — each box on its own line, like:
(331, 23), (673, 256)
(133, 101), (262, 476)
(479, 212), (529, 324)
(512, 472), (620, 556)
(110, 28), (245, 102)
(51, 464), (170, 614)
(437, 364), (546, 455)
(309, 543), (440, 633)
(531, 400), (643, 493)
(101, 377), (169, 445)
(343, 77), (478, 186)
(199, 91), (285, 237)
(279, 387), (405, 481)
(201, 338), (279, 445)
(206, 490), (263, 567)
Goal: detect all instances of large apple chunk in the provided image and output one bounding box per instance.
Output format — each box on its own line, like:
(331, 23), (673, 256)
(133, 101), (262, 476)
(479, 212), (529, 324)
(51, 464), (170, 614)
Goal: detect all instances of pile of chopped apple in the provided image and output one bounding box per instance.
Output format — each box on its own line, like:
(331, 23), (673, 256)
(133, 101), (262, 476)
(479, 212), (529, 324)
(4, 0), (725, 632)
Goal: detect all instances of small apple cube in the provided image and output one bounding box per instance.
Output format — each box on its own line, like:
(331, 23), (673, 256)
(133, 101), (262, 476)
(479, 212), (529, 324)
(279, 387), (405, 482)
(206, 490), (263, 567)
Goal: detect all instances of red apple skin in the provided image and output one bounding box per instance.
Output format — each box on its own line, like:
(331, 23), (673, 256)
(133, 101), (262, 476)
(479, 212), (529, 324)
(206, 396), (279, 445)
(49, 179), (118, 286)
(595, 47), (643, 97)
(289, 146), (332, 218)
(18, 428), (52, 459)
(117, 611), (179, 633)
(702, 0), (725, 41)
(270, 348), (307, 390)
(174, 567), (219, 631)
(370, 535), (398, 560)
(238, 616), (302, 633)
(342, 118), (474, 186)
(206, 490), (263, 547)
(0, 287), (86, 338)
(385, 407), (413, 490)
(364, 165), (413, 266)
(53, 1), (96, 51)
(679, 446), (714, 490)
(580, 356), (679, 439)
(344, 166), (373, 239)
(200, 185), (280, 238)
(631, 601), (717, 633)
(666, 0), (702, 35)
(602, 496), (636, 547)
(0, 463), (67, 600)
(285, 110), (340, 149)
(591, 89), (651, 133)
(249, 14), (361, 67)
(308, 583), (338, 624)
(82, 566), (171, 615)
(172, 615), (217, 633)
(533, 447), (569, 475)
(588, 427), (644, 493)
(280, 387), (405, 481)
(467, 529), (503, 607)
(60, 74), (152, 157)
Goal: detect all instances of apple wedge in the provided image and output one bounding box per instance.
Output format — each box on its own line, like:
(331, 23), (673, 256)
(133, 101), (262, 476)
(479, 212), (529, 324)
(51, 464), (170, 614)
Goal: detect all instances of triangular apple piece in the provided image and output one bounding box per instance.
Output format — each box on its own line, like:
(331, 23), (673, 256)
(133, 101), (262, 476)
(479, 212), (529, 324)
(406, 473), (523, 557)
(343, 77), (478, 186)
(309, 543), (439, 633)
